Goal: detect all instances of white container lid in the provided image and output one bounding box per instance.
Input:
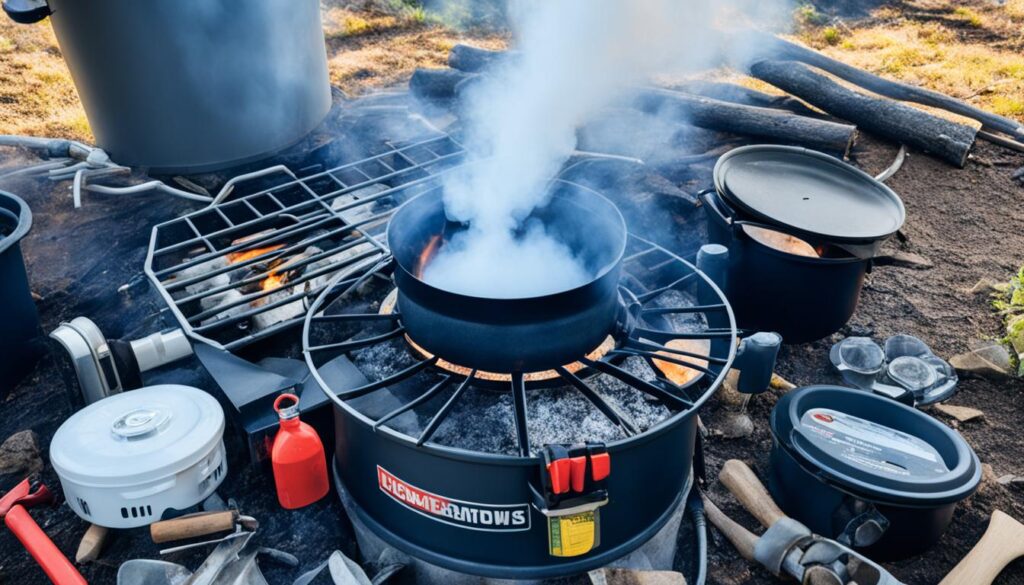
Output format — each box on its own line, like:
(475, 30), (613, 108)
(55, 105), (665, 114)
(51, 385), (225, 487)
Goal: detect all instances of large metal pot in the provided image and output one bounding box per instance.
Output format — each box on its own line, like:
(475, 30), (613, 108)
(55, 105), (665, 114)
(4, 0), (331, 173)
(0, 191), (42, 391)
(387, 183), (627, 373)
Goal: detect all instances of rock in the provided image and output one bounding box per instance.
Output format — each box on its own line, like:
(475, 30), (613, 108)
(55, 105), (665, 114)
(966, 278), (999, 295)
(590, 568), (687, 585)
(950, 342), (1013, 379)
(715, 412), (755, 439)
(997, 474), (1019, 486)
(715, 370), (746, 408)
(979, 463), (999, 494)
(886, 251), (934, 269)
(934, 404), (984, 423)
(0, 430), (43, 477)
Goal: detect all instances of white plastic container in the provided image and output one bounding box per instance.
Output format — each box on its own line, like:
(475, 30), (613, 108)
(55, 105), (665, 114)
(50, 385), (226, 529)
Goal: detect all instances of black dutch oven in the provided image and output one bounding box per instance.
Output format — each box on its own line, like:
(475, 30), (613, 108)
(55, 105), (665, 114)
(768, 386), (980, 561)
(387, 183), (627, 373)
(0, 190), (42, 391)
(702, 145), (906, 343)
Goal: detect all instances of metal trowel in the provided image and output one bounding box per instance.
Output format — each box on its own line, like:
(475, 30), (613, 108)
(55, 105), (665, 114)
(118, 532), (297, 585)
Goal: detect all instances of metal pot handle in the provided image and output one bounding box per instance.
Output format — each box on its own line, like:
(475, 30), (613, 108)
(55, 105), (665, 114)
(698, 188), (782, 235)
(2, 0), (50, 24)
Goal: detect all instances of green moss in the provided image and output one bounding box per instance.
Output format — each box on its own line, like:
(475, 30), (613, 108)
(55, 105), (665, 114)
(822, 26), (842, 46)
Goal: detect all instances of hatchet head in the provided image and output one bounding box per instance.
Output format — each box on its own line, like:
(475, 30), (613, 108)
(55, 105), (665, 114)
(0, 476), (53, 518)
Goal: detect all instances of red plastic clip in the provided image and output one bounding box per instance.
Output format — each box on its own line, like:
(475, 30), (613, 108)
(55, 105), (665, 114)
(590, 452), (611, 482)
(547, 459), (572, 495)
(569, 456), (588, 492)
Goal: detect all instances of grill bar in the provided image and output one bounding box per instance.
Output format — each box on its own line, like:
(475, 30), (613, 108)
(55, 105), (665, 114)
(146, 133), (465, 350)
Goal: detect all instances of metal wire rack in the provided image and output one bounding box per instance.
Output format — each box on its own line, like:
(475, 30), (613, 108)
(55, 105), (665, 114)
(302, 228), (738, 458)
(145, 134), (465, 350)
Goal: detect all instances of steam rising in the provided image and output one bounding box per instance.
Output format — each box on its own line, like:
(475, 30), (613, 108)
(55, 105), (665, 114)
(423, 0), (788, 298)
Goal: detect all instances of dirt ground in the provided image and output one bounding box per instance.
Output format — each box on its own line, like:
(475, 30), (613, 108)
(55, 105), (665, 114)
(1, 1), (1023, 585)
(701, 135), (1024, 585)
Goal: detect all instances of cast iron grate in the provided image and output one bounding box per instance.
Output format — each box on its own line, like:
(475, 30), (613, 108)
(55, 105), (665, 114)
(145, 134), (466, 350)
(302, 190), (737, 458)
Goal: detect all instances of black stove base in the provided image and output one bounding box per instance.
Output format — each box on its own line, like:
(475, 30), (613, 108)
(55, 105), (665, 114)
(332, 459), (691, 582)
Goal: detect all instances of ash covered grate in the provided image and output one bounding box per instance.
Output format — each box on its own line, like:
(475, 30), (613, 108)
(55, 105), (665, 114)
(302, 222), (736, 457)
(145, 134), (465, 350)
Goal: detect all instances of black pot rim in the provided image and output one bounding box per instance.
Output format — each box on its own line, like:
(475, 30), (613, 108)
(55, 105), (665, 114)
(0, 190), (32, 254)
(771, 385), (981, 507)
(713, 145), (906, 246)
(702, 190), (863, 266)
(387, 181), (628, 303)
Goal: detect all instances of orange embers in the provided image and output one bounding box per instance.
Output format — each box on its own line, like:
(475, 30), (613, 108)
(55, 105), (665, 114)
(226, 244), (285, 265)
(652, 339), (711, 386)
(377, 289), (613, 382)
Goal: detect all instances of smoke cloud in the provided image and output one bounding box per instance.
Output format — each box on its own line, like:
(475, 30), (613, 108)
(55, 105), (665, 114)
(422, 0), (790, 298)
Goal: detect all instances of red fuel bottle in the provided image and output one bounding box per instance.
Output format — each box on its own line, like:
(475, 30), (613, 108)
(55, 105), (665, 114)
(271, 394), (329, 509)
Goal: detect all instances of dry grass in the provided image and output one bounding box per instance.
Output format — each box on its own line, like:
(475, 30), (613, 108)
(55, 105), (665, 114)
(791, 0), (1024, 121)
(321, 6), (506, 95)
(0, 19), (90, 142)
(1, 1), (1022, 143)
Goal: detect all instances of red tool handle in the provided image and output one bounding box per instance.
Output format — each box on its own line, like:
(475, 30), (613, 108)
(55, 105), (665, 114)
(6, 505), (87, 585)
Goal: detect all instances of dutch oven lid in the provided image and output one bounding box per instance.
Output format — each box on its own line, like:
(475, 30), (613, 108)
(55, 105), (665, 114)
(50, 385), (225, 486)
(713, 146), (905, 244)
(771, 386), (980, 506)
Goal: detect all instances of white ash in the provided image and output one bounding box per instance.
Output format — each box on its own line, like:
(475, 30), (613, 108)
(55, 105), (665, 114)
(587, 357), (672, 431)
(350, 338), (418, 384)
(331, 184), (389, 224)
(199, 289), (248, 328)
(307, 242), (379, 291)
(252, 285), (305, 331)
(658, 289), (708, 333)
(170, 256), (230, 298)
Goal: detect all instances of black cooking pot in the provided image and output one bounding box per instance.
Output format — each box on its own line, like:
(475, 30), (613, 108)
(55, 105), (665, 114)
(702, 145), (905, 343)
(702, 190), (869, 343)
(388, 182), (627, 373)
(769, 386), (980, 561)
(0, 190), (42, 391)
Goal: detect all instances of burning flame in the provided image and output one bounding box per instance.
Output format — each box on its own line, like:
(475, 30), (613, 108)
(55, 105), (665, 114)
(417, 235), (442, 278)
(261, 271), (288, 293)
(227, 244), (285, 265)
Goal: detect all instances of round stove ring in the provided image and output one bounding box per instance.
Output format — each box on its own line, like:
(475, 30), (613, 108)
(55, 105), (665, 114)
(302, 188), (739, 461)
(301, 182), (738, 578)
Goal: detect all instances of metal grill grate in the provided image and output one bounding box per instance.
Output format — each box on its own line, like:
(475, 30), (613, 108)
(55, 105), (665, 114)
(302, 215), (738, 458)
(145, 134), (466, 350)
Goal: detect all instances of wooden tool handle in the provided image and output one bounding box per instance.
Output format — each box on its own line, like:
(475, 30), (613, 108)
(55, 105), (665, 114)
(75, 524), (108, 563)
(150, 510), (238, 544)
(719, 459), (787, 529)
(940, 511), (1024, 585)
(701, 494), (758, 562)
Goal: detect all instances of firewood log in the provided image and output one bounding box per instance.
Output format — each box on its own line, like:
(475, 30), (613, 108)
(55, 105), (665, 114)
(633, 88), (857, 156)
(738, 30), (1024, 140)
(448, 44), (510, 72)
(410, 67), (857, 155)
(749, 60), (976, 167)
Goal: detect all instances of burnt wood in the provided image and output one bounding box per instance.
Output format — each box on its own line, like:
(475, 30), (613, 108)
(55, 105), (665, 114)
(448, 44), (510, 72)
(634, 88), (857, 156)
(740, 31), (1024, 141)
(749, 60), (977, 167)
(409, 68), (478, 101)
(410, 67), (857, 156)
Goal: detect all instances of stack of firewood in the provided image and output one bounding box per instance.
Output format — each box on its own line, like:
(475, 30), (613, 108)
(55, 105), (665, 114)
(410, 31), (1024, 169)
